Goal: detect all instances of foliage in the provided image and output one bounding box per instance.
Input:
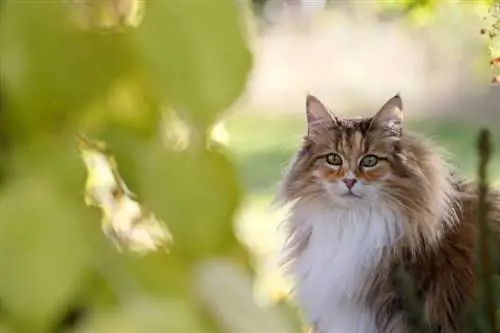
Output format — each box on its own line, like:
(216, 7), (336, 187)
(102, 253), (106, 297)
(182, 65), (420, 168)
(481, 2), (500, 83)
(0, 0), (253, 332)
(472, 129), (500, 333)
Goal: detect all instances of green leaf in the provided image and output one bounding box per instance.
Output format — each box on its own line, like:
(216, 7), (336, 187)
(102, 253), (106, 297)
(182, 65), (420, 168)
(135, 1), (252, 128)
(0, 1), (139, 141)
(137, 140), (243, 261)
(0, 322), (14, 333)
(75, 296), (211, 333)
(92, 128), (152, 193)
(120, 253), (190, 295)
(6, 138), (88, 197)
(78, 73), (162, 139)
(0, 175), (97, 332)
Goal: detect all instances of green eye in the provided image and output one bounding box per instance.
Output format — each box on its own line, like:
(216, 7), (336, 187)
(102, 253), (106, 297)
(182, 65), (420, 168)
(326, 153), (343, 166)
(360, 154), (378, 167)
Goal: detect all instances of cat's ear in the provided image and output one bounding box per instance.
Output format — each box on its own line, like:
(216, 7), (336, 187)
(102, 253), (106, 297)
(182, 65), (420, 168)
(306, 94), (336, 134)
(371, 94), (403, 134)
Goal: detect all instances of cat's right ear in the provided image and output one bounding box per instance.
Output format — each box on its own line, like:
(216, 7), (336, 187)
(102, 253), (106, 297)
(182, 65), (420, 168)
(306, 94), (336, 134)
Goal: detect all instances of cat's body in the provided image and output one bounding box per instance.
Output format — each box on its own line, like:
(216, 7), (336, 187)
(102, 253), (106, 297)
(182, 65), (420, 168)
(277, 95), (500, 333)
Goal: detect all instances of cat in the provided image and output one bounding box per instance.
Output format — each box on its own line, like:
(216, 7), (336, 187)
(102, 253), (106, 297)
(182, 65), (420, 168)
(276, 94), (500, 333)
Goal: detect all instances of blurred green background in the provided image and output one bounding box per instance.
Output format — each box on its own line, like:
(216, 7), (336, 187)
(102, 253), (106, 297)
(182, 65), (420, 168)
(0, 0), (499, 333)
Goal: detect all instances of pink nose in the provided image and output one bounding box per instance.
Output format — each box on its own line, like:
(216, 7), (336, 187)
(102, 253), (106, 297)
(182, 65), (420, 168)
(343, 179), (357, 190)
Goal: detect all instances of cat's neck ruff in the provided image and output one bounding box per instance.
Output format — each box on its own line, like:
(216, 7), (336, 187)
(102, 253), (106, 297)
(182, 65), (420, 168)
(284, 199), (403, 333)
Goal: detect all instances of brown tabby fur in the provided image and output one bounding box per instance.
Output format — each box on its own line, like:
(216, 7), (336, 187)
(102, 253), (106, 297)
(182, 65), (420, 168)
(277, 94), (500, 332)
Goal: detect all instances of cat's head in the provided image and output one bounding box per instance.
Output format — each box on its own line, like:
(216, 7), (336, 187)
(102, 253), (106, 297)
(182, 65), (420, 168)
(278, 94), (457, 249)
(279, 94), (404, 207)
(279, 94), (454, 211)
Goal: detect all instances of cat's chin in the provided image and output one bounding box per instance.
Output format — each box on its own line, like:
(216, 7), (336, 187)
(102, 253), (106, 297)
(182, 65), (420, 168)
(337, 194), (363, 206)
(323, 191), (366, 207)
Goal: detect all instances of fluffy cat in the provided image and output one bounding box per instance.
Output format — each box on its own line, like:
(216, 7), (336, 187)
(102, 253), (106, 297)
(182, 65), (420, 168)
(276, 94), (500, 333)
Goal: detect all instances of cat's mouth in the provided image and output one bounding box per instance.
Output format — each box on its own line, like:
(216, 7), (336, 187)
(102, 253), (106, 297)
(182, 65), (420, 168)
(341, 191), (362, 198)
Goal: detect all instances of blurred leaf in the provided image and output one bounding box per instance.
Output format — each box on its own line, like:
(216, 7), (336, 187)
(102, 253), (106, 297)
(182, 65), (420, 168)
(0, 140), (104, 332)
(135, 1), (252, 128)
(120, 252), (190, 296)
(408, 4), (436, 27)
(0, 0), (254, 332)
(0, 1), (139, 141)
(0, 174), (96, 332)
(137, 140), (243, 261)
(6, 137), (87, 197)
(75, 296), (211, 333)
(0, 322), (13, 333)
(93, 128), (150, 193)
(78, 72), (162, 139)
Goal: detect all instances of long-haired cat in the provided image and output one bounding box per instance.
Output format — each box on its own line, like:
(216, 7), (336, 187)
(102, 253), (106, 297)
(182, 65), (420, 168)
(277, 94), (500, 333)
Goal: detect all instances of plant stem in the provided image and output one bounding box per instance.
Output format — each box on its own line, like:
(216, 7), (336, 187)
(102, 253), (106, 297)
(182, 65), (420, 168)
(476, 128), (497, 332)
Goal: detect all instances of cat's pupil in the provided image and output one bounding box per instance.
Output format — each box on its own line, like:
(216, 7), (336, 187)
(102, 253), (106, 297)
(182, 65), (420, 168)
(361, 155), (378, 167)
(326, 153), (342, 166)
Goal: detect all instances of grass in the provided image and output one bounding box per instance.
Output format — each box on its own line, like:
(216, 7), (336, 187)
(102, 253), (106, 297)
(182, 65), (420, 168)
(223, 113), (500, 306)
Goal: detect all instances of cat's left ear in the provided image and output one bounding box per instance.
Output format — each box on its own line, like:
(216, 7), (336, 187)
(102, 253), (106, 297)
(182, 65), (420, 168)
(370, 94), (403, 134)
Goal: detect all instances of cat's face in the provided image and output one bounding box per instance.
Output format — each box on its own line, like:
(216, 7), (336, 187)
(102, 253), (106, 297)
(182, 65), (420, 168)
(311, 122), (394, 201)
(284, 94), (405, 207)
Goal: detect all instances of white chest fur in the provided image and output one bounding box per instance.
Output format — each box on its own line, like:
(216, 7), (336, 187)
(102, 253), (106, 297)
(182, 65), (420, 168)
(284, 202), (402, 333)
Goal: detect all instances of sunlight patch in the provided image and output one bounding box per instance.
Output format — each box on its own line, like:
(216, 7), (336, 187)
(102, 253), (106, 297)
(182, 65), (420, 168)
(78, 134), (172, 254)
(67, 0), (145, 31)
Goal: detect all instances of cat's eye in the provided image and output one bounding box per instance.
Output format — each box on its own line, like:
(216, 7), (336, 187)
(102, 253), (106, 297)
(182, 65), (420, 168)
(360, 155), (378, 168)
(325, 153), (343, 166)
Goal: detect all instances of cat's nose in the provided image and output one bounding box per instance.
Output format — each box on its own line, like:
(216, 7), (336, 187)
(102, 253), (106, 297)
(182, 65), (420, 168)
(343, 179), (357, 190)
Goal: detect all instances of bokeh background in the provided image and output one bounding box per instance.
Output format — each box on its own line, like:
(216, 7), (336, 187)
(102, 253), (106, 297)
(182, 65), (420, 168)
(0, 0), (499, 332)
